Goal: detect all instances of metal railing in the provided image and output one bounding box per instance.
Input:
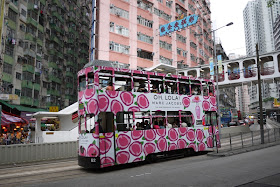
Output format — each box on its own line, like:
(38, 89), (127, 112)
(219, 128), (280, 152)
(0, 141), (78, 165)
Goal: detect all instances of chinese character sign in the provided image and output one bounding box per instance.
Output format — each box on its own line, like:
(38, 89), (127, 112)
(209, 58), (214, 76)
(159, 14), (198, 36)
(217, 55), (223, 74)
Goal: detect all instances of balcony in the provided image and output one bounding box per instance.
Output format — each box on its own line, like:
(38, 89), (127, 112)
(52, 0), (63, 9)
(47, 89), (60, 96)
(48, 48), (57, 55)
(25, 33), (35, 42)
(4, 54), (13, 65)
(22, 64), (35, 73)
(66, 72), (74, 77)
(51, 11), (63, 23)
(7, 19), (16, 30)
(66, 61), (74, 66)
(40, 0), (46, 5)
(34, 83), (41, 91)
(26, 17), (38, 28)
(50, 35), (62, 46)
(20, 96), (33, 106)
(21, 80), (33, 89)
(50, 23), (62, 33)
(49, 76), (62, 84)
(49, 62), (58, 69)
(66, 83), (73, 88)
(2, 73), (12, 82)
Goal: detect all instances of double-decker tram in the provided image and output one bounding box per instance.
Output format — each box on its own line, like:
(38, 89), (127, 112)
(77, 65), (219, 168)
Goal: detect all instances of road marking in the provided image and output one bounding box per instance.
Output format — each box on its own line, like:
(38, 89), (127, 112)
(0, 165), (80, 179)
(131, 173), (152, 177)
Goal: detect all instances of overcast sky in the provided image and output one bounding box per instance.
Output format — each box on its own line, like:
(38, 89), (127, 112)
(211, 0), (250, 56)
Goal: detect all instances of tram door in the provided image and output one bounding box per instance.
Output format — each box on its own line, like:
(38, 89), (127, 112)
(98, 112), (115, 167)
(205, 111), (218, 148)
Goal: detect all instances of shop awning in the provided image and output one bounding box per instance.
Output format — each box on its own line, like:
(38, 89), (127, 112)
(0, 100), (47, 113)
(1, 111), (28, 126)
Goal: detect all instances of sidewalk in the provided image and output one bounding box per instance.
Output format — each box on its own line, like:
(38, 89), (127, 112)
(208, 139), (280, 157)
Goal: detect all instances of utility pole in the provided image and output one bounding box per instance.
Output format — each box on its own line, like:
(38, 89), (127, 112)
(256, 43), (265, 144)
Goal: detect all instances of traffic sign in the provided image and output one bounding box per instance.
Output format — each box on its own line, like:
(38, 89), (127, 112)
(49, 106), (59, 112)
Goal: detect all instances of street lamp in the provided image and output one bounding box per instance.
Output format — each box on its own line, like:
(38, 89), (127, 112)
(212, 22), (233, 135)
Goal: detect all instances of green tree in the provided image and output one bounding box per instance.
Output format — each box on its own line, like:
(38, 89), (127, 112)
(267, 0), (276, 7)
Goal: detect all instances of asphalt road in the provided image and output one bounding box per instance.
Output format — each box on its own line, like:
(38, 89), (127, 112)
(1, 144), (280, 187)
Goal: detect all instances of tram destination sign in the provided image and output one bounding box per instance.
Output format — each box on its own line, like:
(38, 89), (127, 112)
(159, 14), (198, 36)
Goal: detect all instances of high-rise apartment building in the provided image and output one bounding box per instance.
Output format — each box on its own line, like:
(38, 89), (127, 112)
(243, 0), (280, 56)
(0, 0), (90, 110)
(92, 0), (213, 70)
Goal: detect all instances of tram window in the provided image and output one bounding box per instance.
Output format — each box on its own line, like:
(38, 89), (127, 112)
(134, 79), (148, 92)
(209, 82), (214, 96)
(116, 112), (133, 131)
(211, 112), (217, 125)
(86, 114), (95, 133)
(205, 112), (211, 126)
(179, 80), (190, 95)
(202, 81), (208, 96)
(79, 115), (86, 133)
(181, 111), (193, 127)
(165, 77), (177, 94)
(88, 72), (94, 89)
(79, 75), (86, 91)
(167, 111), (179, 128)
(99, 76), (112, 90)
(98, 112), (114, 132)
(150, 80), (163, 93)
(151, 111), (165, 129)
(191, 80), (201, 95)
(115, 76), (131, 91)
(134, 112), (151, 129)
(99, 69), (112, 75)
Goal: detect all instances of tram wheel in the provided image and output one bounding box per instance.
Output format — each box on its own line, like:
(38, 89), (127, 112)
(146, 154), (156, 164)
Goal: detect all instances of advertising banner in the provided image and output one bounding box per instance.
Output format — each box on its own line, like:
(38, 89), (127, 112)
(217, 55), (223, 74)
(209, 58), (214, 76)
(160, 14), (198, 36)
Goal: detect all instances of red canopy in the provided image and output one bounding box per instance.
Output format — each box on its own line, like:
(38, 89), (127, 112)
(1, 111), (28, 126)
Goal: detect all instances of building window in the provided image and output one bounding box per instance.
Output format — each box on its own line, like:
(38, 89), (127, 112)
(8, 8), (17, 22)
(16, 72), (22, 80)
(22, 71), (33, 81)
(115, 25), (129, 37)
(190, 41), (197, 50)
(159, 40), (172, 51)
(110, 5), (129, 19)
(137, 16), (153, 28)
(166, 1), (172, 8)
(137, 49), (153, 60)
(109, 41), (130, 54)
(110, 22), (114, 32)
(21, 88), (32, 98)
(153, 8), (171, 21)
(137, 32), (153, 44)
(176, 34), (186, 43)
(137, 1), (152, 12)
(21, 9), (27, 17)
(159, 56), (172, 65)
(4, 44), (14, 56)
(3, 63), (12, 74)
(20, 24), (26, 32)
(15, 89), (21, 96)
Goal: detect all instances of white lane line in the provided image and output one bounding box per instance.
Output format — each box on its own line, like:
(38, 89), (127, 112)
(0, 165), (80, 179)
(131, 173), (152, 177)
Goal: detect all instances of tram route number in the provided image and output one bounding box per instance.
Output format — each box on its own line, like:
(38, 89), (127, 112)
(91, 158), (96, 162)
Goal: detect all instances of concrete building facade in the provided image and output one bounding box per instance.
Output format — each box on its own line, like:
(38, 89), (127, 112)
(0, 0), (90, 110)
(243, 0), (280, 56)
(92, 0), (213, 70)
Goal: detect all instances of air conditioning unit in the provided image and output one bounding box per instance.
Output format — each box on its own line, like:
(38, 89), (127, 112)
(110, 4), (114, 8)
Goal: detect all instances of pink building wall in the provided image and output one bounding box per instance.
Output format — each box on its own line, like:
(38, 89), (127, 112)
(95, 0), (212, 69)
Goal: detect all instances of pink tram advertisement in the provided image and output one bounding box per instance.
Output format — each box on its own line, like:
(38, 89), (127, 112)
(77, 65), (219, 168)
